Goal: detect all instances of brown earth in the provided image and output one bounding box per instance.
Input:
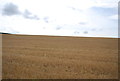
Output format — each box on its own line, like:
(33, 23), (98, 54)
(2, 34), (118, 79)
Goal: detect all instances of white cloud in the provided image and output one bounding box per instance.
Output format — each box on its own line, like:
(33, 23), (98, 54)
(93, 0), (119, 8)
(109, 14), (118, 20)
(0, 0), (118, 38)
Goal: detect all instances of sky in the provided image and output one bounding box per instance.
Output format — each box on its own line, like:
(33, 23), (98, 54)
(0, 0), (119, 38)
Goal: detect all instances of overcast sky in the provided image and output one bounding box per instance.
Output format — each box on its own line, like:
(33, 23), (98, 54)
(0, 0), (119, 38)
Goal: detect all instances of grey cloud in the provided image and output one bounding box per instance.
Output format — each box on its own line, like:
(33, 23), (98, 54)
(2, 3), (40, 20)
(56, 26), (62, 30)
(74, 31), (79, 34)
(83, 31), (88, 34)
(79, 22), (87, 25)
(43, 27), (46, 29)
(2, 3), (21, 16)
(43, 17), (49, 23)
(69, 7), (76, 10)
(91, 29), (96, 31)
(68, 6), (82, 12)
(23, 10), (40, 20)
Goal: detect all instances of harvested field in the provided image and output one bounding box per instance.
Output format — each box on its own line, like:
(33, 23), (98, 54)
(2, 34), (118, 79)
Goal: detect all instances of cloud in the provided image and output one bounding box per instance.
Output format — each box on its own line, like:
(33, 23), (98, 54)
(0, 0), (118, 38)
(91, 29), (96, 31)
(83, 31), (88, 34)
(68, 6), (82, 12)
(74, 31), (79, 34)
(109, 15), (118, 20)
(2, 3), (39, 20)
(43, 17), (49, 23)
(93, 0), (118, 8)
(0, 26), (18, 34)
(56, 26), (62, 30)
(90, 7), (117, 16)
(78, 22), (87, 25)
(2, 3), (21, 16)
(23, 10), (40, 20)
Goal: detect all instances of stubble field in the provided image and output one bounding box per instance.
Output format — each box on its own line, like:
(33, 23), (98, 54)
(2, 34), (118, 79)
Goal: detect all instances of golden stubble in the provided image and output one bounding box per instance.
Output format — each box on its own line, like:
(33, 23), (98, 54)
(2, 34), (118, 79)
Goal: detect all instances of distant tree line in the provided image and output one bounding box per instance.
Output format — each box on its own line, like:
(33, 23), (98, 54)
(0, 32), (11, 34)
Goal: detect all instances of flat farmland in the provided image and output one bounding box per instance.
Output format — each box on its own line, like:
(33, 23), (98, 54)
(2, 34), (118, 79)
